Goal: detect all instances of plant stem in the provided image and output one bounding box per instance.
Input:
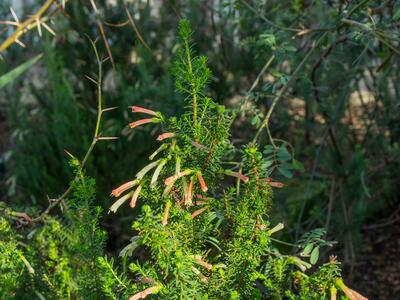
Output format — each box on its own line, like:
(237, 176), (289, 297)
(0, 0), (56, 53)
(32, 40), (105, 222)
(184, 37), (198, 132)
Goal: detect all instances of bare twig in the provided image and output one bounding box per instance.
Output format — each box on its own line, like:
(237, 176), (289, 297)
(325, 177), (336, 236)
(90, 0), (116, 70)
(239, 0), (300, 32)
(252, 32), (329, 146)
(0, 0), (56, 53)
(248, 55), (275, 95)
(32, 39), (107, 222)
(310, 35), (347, 165)
(125, 7), (154, 56)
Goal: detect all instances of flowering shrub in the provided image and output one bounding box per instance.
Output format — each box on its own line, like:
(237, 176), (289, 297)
(0, 3), (374, 297)
(105, 20), (367, 300)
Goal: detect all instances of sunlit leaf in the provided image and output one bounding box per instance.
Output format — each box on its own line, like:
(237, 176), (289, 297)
(310, 246), (320, 265)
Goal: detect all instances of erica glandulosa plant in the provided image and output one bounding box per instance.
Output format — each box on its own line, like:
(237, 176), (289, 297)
(109, 20), (367, 300)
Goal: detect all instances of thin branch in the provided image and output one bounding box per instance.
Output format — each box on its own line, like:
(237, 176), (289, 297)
(32, 40), (106, 222)
(90, 0), (116, 70)
(239, 0), (301, 33)
(325, 177), (336, 237)
(252, 32), (329, 146)
(310, 35), (347, 165)
(248, 55), (275, 95)
(0, 0), (56, 53)
(125, 7), (154, 56)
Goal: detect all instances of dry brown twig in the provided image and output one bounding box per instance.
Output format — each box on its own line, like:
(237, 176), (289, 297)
(90, 0), (116, 70)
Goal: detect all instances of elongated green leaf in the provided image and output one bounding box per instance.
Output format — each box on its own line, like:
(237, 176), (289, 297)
(263, 159), (274, 169)
(263, 145), (275, 155)
(0, 54), (43, 89)
(310, 246), (320, 265)
(278, 166), (293, 178)
(277, 146), (291, 161)
(302, 243), (314, 256)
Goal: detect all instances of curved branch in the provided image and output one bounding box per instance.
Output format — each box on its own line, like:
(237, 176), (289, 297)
(32, 40), (106, 222)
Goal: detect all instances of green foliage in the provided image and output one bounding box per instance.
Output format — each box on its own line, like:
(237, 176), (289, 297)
(0, 217), (28, 299)
(0, 162), (125, 299)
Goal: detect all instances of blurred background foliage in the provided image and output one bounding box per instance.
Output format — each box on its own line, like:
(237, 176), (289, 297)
(0, 0), (399, 295)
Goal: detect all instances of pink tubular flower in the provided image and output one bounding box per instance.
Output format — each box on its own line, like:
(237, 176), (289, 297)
(130, 106), (157, 116)
(185, 177), (194, 205)
(225, 170), (249, 183)
(197, 174), (208, 192)
(269, 181), (285, 188)
(130, 184), (143, 208)
(164, 170), (192, 186)
(111, 180), (138, 197)
(157, 132), (175, 141)
(129, 285), (160, 300)
(336, 279), (367, 300)
(262, 178), (285, 188)
(192, 256), (213, 271)
(162, 203), (171, 226)
(191, 207), (207, 219)
(129, 118), (156, 128)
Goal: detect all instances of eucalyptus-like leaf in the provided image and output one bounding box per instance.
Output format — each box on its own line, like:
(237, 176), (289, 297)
(310, 246), (320, 265)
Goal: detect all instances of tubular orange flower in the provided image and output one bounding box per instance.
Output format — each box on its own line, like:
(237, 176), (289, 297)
(162, 202), (171, 226)
(130, 105), (157, 116)
(164, 169), (192, 186)
(129, 285), (160, 300)
(197, 173), (208, 192)
(185, 177), (194, 205)
(335, 279), (368, 300)
(111, 180), (139, 197)
(260, 177), (285, 187)
(269, 181), (285, 188)
(260, 178), (284, 187)
(191, 207), (207, 219)
(192, 255), (213, 271)
(129, 118), (157, 128)
(130, 184), (143, 208)
(224, 170), (249, 183)
(156, 132), (175, 141)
